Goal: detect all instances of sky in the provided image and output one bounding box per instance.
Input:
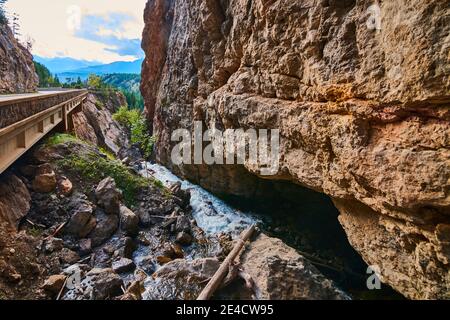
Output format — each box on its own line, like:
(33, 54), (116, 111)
(5, 0), (147, 63)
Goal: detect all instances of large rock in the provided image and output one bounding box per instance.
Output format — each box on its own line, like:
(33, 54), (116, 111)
(112, 257), (135, 274)
(143, 258), (220, 300)
(119, 205), (139, 236)
(89, 209), (119, 247)
(0, 23), (38, 93)
(141, 0), (450, 299)
(42, 275), (66, 294)
(32, 164), (57, 193)
(65, 195), (96, 238)
(95, 177), (122, 215)
(0, 173), (31, 230)
(63, 268), (124, 300)
(240, 234), (349, 300)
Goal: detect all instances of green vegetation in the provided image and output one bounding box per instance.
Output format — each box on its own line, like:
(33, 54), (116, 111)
(59, 152), (150, 206)
(27, 226), (44, 237)
(62, 77), (84, 89)
(99, 146), (116, 160)
(48, 134), (162, 206)
(45, 133), (80, 146)
(31, 63), (144, 109)
(102, 74), (144, 110)
(94, 100), (104, 110)
(87, 74), (104, 89)
(113, 106), (155, 159)
(34, 62), (62, 88)
(121, 89), (144, 110)
(0, 0), (7, 25)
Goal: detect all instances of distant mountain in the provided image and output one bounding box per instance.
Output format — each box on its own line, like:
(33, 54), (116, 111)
(56, 59), (143, 83)
(34, 56), (101, 74)
(73, 59), (143, 75)
(33, 56), (143, 83)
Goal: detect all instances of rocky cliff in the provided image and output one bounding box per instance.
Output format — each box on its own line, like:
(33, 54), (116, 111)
(0, 22), (38, 93)
(141, 0), (450, 299)
(72, 91), (129, 154)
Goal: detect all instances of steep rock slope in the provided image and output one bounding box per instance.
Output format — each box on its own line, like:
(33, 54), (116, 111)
(72, 91), (129, 154)
(0, 22), (38, 93)
(141, 0), (450, 299)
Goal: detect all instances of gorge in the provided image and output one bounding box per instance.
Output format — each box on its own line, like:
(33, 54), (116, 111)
(0, 0), (448, 301)
(140, 0), (450, 300)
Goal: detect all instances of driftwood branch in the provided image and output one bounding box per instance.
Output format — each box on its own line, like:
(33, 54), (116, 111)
(56, 277), (68, 301)
(45, 222), (67, 241)
(197, 224), (256, 300)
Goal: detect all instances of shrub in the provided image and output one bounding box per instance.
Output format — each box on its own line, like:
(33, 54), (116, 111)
(58, 151), (152, 206)
(45, 133), (80, 146)
(113, 106), (155, 159)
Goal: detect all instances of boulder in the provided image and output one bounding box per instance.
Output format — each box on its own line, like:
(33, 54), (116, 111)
(89, 209), (119, 247)
(0, 173), (31, 230)
(59, 248), (80, 265)
(240, 234), (349, 300)
(175, 231), (193, 246)
(42, 275), (66, 294)
(78, 239), (92, 255)
(32, 164), (57, 193)
(65, 197), (96, 239)
(95, 177), (122, 215)
(43, 237), (64, 253)
(119, 205), (139, 236)
(175, 215), (191, 233)
(67, 268), (124, 300)
(112, 258), (135, 273)
(143, 258), (220, 300)
(89, 268), (123, 300)
(112, 237), (136, 259)
(58, 177), (73, 196)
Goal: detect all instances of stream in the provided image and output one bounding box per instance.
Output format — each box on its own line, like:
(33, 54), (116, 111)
(137, 162), (403, 300)
(139, 163), (259, 238)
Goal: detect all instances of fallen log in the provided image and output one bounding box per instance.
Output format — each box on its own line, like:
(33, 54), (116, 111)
(197, 224), (256, 300)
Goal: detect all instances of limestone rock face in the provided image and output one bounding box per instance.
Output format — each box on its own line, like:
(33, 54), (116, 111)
(0, 23), (38, 93)
(0, 174), (31, 230)
(141, 0), (450, 298)
(72, 92), (129, 154)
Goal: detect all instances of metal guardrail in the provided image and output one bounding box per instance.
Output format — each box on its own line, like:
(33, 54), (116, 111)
(0, 90), (88, 175)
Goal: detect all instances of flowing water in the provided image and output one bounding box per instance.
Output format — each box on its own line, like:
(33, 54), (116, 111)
(137, 162), (404, 300)
(139, 162), (259, 237)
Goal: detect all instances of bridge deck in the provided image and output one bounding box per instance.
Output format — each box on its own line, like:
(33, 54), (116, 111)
(0, 90), (65, 103)
(0, 89), (88, 175)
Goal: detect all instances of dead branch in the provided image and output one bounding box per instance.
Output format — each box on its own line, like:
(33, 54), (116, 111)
(197, 224), (256, 300)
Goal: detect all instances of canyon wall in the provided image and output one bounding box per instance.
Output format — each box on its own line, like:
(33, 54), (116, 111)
(141, 0), (450, 299)
(0, 22), (38, 93)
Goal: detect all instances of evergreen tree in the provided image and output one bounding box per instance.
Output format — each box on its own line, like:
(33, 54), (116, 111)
(0, 0), (8, 25)
(53, 75), (61, 87)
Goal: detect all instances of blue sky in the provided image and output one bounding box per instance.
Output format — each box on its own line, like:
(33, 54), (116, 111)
(6, 0), (147, 63)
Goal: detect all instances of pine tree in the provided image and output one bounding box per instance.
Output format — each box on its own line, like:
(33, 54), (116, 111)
(0, 0), (8, 24)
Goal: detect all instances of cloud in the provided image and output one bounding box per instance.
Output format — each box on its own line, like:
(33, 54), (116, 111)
(5, 0), (147, 63)
(76, 13), (144, 59)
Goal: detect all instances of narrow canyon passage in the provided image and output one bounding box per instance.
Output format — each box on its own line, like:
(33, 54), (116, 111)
(220, 179), (404, 299)
(143, 162), (403, 299)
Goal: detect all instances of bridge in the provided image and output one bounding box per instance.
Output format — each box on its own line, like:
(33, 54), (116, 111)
(0, 89), (88, 175)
